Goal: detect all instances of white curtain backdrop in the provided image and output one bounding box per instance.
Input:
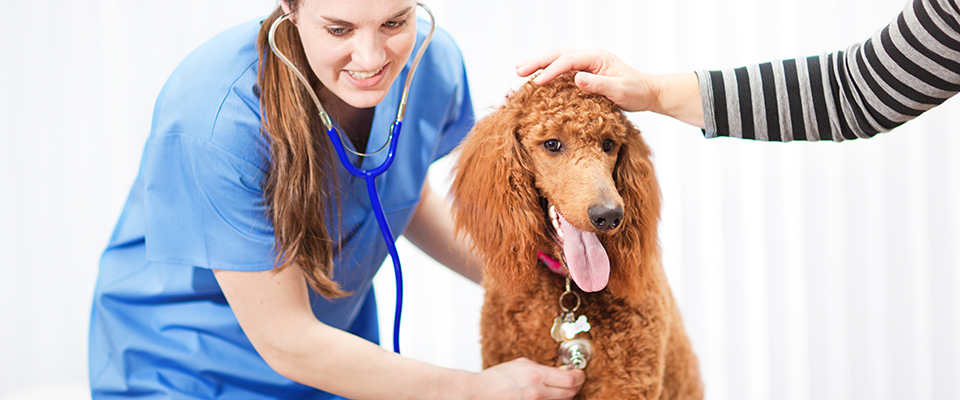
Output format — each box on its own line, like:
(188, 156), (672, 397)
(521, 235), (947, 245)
(1, 0), (958, 399)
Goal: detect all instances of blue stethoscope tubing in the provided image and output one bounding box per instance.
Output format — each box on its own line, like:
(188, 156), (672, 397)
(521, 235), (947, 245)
(331, 122), (406, 354)
(267, 3), (436, 354)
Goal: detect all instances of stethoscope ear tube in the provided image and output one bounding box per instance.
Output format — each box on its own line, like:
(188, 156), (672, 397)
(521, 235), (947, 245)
(266, 3), (437, 354)
(397, 2), (436, 123)
(266, 13), (335, 132)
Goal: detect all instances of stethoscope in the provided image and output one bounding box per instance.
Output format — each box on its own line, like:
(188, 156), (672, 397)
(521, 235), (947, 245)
(267, 3), (436, 354)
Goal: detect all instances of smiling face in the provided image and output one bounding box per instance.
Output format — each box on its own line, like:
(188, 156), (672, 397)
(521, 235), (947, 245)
(282, 0), (418, 109)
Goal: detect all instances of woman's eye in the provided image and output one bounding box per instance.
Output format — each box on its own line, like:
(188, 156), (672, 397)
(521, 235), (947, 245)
(544, 140), (562, 152)
(326, 27), (349, 36)
(602, 139), (615, 153)
(384, 19), (407, 28)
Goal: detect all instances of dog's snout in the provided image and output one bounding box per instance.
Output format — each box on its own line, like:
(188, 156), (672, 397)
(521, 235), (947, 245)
(588, 203), (623, 231)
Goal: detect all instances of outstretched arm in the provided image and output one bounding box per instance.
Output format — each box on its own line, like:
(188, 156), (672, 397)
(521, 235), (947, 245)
(214, 264), (584, 399)
(517, 0), (960, 142)
(694, 0), (960, 141)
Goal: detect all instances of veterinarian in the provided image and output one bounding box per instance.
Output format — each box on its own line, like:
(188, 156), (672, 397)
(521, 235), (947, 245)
(87, 0), (585, 399)
(518, 0), (959, 141)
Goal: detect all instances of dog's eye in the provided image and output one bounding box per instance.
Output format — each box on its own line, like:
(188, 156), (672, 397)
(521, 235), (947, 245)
(602, 139), (615, 153)
(543, 140), (563, 153)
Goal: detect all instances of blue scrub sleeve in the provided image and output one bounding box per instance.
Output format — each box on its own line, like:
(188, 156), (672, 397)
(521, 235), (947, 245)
(142, 132), (276, 271)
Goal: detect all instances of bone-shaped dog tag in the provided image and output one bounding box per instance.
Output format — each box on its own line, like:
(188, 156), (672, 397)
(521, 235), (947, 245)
(560, 315), (591, 341)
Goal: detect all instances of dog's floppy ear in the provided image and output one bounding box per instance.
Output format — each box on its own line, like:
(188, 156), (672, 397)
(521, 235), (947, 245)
(451, 102), (543, 290)
(606, 123), (662, 297)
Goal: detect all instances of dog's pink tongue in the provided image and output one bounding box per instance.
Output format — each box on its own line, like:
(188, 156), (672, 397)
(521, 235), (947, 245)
(559, 214), (610, 292)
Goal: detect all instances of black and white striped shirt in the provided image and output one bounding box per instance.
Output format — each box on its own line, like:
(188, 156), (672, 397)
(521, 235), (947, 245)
(697, 0), (960, 141)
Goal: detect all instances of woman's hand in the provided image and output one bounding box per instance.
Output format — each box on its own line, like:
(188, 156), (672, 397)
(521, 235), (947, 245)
(469, 358), (585, 400)
(517, 48), (658, 113)
(516, 48), (705, 129)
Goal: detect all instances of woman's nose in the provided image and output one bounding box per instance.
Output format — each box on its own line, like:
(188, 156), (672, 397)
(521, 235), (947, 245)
(351, 31), (386, 71)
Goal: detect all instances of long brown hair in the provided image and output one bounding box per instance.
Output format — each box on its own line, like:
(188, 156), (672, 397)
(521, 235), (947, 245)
(256, 4), (349, 298)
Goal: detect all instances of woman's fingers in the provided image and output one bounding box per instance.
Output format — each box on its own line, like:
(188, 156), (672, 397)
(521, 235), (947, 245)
(517, 48), (607, 84)
(534, 365), (584, 400)
(516, 48), (568, 77)
(543, 364), (585, 389)
(480, 358), (585, 399)
(517, 48), (660, 112)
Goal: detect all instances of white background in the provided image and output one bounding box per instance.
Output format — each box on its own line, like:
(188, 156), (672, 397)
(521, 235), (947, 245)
(2, 0), (959, 399)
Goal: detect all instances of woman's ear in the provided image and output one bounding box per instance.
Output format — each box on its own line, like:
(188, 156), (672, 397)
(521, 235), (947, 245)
(280, 1), (293, 16)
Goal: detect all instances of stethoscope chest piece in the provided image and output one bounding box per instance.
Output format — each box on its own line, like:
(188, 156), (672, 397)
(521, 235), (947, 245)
(559, 338), (593, 370)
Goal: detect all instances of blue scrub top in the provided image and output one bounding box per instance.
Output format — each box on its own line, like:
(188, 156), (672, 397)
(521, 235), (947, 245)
(88, 17), (473, 400)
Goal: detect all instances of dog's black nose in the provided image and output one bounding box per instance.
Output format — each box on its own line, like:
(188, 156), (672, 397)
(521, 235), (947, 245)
(588, 204), (623, 230)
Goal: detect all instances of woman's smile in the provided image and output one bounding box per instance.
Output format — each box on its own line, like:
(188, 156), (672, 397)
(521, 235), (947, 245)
(342, 62), (389, 89)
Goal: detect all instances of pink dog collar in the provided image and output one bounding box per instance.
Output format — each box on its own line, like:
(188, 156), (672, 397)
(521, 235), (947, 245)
(538, 250), (567, 277)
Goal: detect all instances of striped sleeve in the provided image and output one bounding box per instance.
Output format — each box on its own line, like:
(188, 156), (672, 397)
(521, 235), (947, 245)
(697, 0), (960, 141)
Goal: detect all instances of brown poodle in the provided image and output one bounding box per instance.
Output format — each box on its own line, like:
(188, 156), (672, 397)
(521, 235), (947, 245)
(450, 73), (703, 399)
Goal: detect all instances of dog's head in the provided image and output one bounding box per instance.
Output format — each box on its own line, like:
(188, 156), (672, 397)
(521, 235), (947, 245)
(451, 73), (661, 298)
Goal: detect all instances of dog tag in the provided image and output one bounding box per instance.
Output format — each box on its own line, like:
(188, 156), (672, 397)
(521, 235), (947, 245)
(560, 315), (591, 341)
(551, 312), (576, 342)
(550, 316), (565, 342)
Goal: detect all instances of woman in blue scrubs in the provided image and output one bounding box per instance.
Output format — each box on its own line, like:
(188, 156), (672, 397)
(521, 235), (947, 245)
(88, 0), (584, 398)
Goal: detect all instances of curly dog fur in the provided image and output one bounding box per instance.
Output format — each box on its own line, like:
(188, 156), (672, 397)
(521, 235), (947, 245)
(450, 74), (703, 399)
